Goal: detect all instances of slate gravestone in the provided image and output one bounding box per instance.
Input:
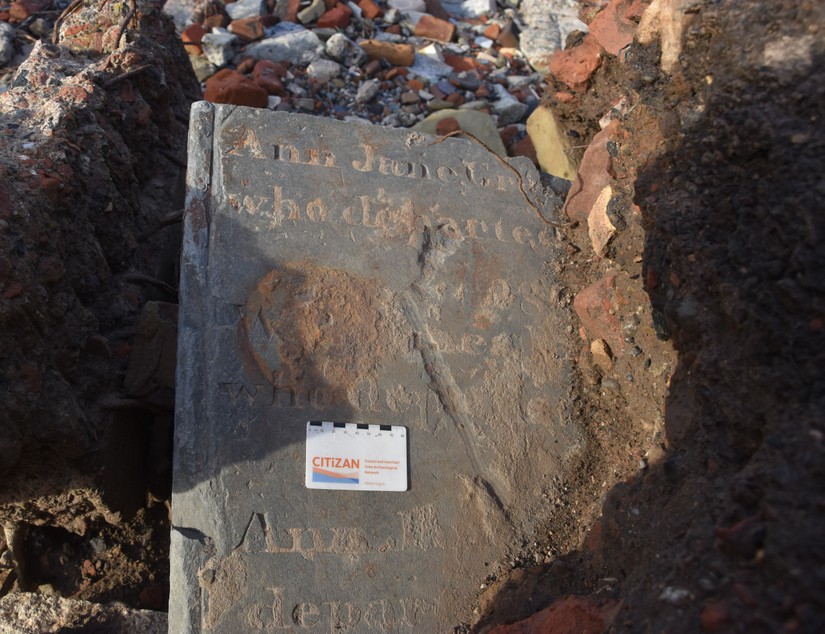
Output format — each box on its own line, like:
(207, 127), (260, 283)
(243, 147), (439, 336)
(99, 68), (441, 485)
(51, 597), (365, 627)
(171, 103), (581, 633)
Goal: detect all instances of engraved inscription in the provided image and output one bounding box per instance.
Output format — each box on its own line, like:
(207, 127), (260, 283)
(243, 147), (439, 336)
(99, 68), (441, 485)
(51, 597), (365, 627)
(239, 507), (444, 559)
(243, 586), (436, 632)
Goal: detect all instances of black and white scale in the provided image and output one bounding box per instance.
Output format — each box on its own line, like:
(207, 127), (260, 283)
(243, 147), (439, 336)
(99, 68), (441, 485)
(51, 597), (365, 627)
(304, 421), (408, 492)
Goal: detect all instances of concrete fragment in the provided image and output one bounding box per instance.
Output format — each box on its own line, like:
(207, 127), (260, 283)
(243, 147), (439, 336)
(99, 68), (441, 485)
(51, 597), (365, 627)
(325, 32), (368, 66)
(201, 29), (238, 67)
(245, 28), (324, 65)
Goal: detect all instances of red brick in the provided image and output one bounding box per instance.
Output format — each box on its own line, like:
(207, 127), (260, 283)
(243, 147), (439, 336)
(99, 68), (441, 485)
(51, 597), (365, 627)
(182, 23), (207, 55)
(357, 0), (382, 20)
(511, 135), (538, 166)
(229, 16), (265, 42)
(252, 60), (287, 96)
(204, 69), (269, 108)
(317, 3), (352, 29)
(588, 0), (643, 56)
(235, 56), (257, 74)
(488, 596), (620, 634)
(483, 24), (500, 40)
(359, 40), (415, 66)
(548, 34), (603, 91)
(443, 53), (475, 72)
(700, 600), (729, 632)
(563, 120), (620, 223)
(435, 117), (460, 135)
(414, 14), (455, 43)
(573, 271), (629, 353)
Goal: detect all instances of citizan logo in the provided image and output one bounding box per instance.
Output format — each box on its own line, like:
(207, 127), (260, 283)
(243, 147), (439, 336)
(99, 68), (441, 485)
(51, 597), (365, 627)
(311, 456), (360, 484)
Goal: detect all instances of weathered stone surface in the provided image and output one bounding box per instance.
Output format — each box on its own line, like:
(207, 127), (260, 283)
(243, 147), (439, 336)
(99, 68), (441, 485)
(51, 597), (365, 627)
(172, 104), (579, 632)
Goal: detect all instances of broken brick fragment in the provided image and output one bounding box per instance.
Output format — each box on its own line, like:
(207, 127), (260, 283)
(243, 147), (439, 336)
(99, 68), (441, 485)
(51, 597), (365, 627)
(414, 14), (456, 43)
(204, 68), (269, 108)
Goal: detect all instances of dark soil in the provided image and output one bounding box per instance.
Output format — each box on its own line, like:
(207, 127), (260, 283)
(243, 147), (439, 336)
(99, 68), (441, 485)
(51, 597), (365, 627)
(475, 0), (825, 631)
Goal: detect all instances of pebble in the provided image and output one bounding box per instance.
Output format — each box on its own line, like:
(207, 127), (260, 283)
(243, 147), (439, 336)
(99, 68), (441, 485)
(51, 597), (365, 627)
(163, 0), (552, 132)
(356, 78), (380, 102)
(307, 59), (341, 83)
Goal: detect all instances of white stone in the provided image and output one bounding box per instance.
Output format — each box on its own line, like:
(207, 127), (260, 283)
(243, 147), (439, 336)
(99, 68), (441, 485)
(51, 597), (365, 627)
(201, 29), (238, 67)
(388, 0), (427, 13)
(245, 29), (324, 65)
(307, 59), (341, 83)
(441, 0), (496, 18)
(325, 33), (367, 66)
(225, 0), (264, 20)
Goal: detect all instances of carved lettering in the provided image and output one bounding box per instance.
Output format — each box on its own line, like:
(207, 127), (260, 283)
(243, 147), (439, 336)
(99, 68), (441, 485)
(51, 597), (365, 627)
(293, 602), (321, 628)
(247, 588), (433, 631)
(240, 511), (444, 557)
(275, 143), (336, 168)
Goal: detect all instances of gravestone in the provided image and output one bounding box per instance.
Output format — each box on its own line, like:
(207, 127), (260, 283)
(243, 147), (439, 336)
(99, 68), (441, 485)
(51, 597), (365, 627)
(171, 103), (581, 633)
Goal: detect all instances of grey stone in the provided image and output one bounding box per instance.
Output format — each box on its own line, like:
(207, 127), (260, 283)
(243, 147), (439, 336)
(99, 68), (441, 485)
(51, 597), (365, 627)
(409, 53), (453, 84)
(225, 0), (265, 21)
(201, 29), (238, 67)
(172, 103), (578, 633)
(188, 52), (218, 82)
(306, 59), (341, 83)
(325, 33), (367, 67)
(244, 28), (324, 66)
(0, 22), (15, 67)
(297, 0), (326, 24)
(491, 83), (529, 125)
(355, 78), (380, 103)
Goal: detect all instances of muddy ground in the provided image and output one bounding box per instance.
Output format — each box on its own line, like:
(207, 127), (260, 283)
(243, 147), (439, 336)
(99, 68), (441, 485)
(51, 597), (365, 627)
(1, 0), (824, 631)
